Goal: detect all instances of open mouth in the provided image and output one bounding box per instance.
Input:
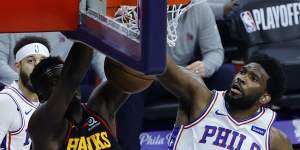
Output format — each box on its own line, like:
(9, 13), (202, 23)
(230, 83), (242, 96)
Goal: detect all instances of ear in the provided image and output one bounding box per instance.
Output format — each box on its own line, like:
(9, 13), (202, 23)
(15, 62), (20, 72)
(259, 93), (271, 105)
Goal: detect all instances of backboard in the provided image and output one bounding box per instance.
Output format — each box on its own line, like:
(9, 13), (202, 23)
(0, 0), (167, 75)
(79, 0), (167, 74)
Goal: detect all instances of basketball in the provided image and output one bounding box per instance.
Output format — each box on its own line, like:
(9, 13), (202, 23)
(104, 57), (154, 94)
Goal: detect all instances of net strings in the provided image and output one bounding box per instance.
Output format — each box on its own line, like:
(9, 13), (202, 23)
(113, 0), (206, 47)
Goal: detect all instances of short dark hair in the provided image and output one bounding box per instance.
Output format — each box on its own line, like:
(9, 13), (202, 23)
(14, 36), (51, 58)
(30, 56), (63, 100)
(246, 53), (285, 105)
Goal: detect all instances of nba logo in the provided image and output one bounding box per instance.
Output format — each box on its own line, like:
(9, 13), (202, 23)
(34, 44), (39, 53)
(240, 11), (257, 33)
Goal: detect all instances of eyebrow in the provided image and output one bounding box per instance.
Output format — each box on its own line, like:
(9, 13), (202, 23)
(242, 66), (262, 79)
(25, 55), (46, 59)
(25, 56), (35, 59)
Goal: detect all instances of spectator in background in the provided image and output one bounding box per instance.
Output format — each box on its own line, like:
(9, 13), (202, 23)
(117, 1), (235, 150)
(0, 32), (71, 85)
(208, 0), (239, 20)
(0, 36), (50, 149)
(0, 32), (106, 100)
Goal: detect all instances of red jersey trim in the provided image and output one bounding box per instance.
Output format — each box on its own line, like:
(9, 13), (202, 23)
(81, 104), (113, 135)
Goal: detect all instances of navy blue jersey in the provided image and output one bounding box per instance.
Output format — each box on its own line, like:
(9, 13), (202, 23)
(64, 104), (121, 150)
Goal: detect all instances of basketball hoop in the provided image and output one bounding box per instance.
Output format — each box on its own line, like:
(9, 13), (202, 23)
(114, 6), (140, 36)
(86, 8), (139, 40)
(111, 0), (206, 47)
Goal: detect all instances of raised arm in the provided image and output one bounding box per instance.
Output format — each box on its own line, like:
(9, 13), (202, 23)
(28, 41), (93, 136)
(157, 56), (212, 120)
(270, 127), (293, 150)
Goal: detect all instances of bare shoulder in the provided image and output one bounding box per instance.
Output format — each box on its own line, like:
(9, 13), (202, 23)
(270, 127), (293, 150)
(29, 116), (69, 150)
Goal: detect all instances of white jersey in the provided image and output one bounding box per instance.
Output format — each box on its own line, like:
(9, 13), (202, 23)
(0, 81), (39, 150)
(168, 91), (276, 150)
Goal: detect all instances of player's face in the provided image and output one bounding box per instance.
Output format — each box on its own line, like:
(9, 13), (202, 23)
(38, 68), (62, 102)
(16, 54), (47, 92)
(225, 63), (270, 110)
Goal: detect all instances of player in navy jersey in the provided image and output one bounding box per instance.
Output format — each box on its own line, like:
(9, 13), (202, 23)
(157, 54), (293, 150)
(27, 37), (137, 149)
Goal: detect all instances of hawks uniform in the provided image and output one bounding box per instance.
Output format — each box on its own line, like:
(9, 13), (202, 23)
(64, 104), (121, 150)
(0, 81), (39, 150)
(168, 91), (276, 150)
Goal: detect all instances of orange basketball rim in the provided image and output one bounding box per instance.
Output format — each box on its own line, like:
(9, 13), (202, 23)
(107, 0), (191, 16)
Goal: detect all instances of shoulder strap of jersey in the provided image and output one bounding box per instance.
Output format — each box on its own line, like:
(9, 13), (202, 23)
(3, 86), (37, 108)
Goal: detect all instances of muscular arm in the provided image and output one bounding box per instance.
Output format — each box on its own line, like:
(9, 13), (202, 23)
(270, 127), (293, 150)
(28, 42), (93, 137)
(157, 56), (212, 121)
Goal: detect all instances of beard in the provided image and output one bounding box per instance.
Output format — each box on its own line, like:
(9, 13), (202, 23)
(19, 69), (35, 92)
(224, 91), (262, 111)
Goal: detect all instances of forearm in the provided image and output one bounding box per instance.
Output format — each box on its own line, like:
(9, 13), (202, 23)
(60, 42), (93, 90)
(158, 56), (212, 118)
(44, 42), (93, 126)
(158, 56), (201, 102)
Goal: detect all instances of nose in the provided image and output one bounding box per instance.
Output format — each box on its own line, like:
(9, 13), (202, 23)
(34, 59), (42, 66)
(34, 61), (39, 66)
(34, 60), (40, 66)
(237, 76), (246, 85)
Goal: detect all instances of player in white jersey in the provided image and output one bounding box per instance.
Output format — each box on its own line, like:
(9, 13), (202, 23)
(157, 54), (293, 150)
(0, 36), (50, 150)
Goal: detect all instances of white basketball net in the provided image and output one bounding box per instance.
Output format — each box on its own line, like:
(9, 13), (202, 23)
(113, 0), (205, 47)
(114, 6), (139, 34)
